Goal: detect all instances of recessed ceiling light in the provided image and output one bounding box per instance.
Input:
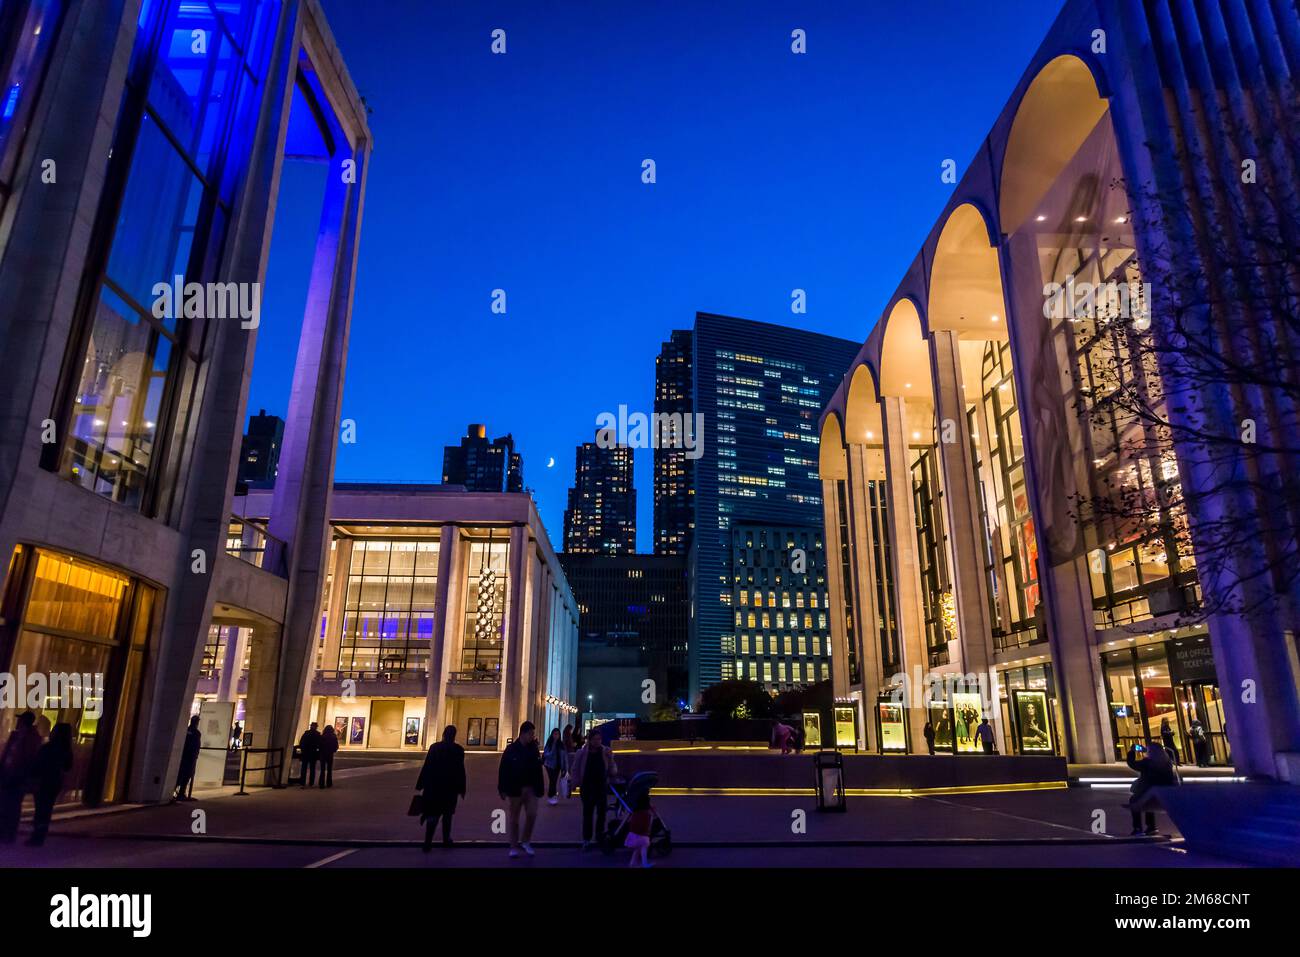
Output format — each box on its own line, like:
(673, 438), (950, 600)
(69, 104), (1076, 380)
(1075, 215), (1088, 222)
(1035, 215), (1047, 222)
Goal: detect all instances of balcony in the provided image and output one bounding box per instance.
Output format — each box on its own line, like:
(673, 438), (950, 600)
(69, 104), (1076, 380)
(226, 516), (287, 576)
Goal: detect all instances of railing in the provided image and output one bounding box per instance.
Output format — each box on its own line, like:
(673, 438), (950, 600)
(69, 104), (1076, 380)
(448, 670), (502, 683)
(234, 747), (285, 795)
(314, 668), (426, 683)
(225, 515), (288, 576)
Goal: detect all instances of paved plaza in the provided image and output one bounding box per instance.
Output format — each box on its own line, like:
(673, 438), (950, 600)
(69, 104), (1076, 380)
(0, 754), (1245, 869)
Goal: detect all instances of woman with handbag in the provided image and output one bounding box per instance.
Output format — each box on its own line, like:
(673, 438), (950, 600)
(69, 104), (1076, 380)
(414, 725), (466, 851)
(542, 728), (566, 806)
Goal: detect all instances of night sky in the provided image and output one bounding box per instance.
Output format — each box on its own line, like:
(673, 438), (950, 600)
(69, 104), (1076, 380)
(248, 0), (1064, 551)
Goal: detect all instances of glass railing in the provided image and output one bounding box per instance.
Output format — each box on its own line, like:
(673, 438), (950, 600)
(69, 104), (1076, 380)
(226, 516), (287, 576)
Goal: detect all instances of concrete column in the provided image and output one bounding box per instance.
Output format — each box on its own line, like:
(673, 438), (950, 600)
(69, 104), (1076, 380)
(929, 330), (1004, 747)
(881, 396), (930, 751)
(498, 525), (529, 742)
(424, 525), (459, 742)
(264, 132), (370, 777)
(216, 626), (249, 702)
(528, 566), (554, 730)
(1001, 230), (1109, 764)
(822, 477), (852, 701)
(846, 443), (884, 749)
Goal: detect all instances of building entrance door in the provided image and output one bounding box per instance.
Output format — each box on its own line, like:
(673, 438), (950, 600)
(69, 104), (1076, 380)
(1176, 681), (1229, 767)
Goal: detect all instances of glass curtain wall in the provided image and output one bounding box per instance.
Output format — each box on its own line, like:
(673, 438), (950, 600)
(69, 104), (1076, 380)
(457, 532), (510, 681)
(979, 339), (1043, 651)
(50, 0), (276, 513)
(336, 539), (438, 676)
(911, 446), (951, 667)
(0, 0), (66, 211)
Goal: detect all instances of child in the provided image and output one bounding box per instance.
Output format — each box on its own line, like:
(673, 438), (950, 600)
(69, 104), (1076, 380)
(625, 793), (655, 868)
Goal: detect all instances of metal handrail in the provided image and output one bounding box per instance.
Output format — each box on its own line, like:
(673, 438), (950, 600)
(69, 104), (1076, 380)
(234, 747), (285, 795)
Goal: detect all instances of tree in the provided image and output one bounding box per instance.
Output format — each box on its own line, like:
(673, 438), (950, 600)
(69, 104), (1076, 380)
(1063, 132), (1300, 635)
(696, 679), (774, 721)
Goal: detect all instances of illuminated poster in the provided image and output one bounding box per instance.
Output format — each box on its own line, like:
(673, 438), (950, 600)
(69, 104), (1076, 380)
(404, 717), (421, 746)
(834, 706), (856, 748)
(483, 717), (499, 748)
(466, 717), (482, 747)
(349, 716), (366, 745)
(877, 702), (907, 752)
(952, 691), (983, 754)
(927, 701), (954, 751)
(802, 712), (822, 748)
(333, 716), (349, 741)
(1013, 690), (1054, 753)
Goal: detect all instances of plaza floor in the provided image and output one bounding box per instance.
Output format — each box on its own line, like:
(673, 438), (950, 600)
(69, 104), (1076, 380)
(0, 752), (1246, 868)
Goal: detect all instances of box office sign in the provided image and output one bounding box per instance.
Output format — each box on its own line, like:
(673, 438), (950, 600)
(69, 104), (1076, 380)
(1168, 639), (1217, 685)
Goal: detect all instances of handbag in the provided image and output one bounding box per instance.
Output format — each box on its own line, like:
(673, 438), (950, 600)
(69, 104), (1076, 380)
(407, 793), (425, 817)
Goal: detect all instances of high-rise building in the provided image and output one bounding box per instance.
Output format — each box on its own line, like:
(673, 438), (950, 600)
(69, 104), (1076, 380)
(238, 409), (285, 487)
(563, 437), (635, 555)
(441, 424), (524, 493)
(654, 330), (694, 555)
(560, 553), (688, 718)
(687, 313), (860, 703)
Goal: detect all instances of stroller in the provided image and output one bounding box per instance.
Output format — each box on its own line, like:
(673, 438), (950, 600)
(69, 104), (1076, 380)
(601, 770), (672, 858)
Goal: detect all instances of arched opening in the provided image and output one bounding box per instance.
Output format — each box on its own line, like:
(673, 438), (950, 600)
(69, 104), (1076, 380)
(1000, 55), (1205, 763)
(928, 203), (1044, 665)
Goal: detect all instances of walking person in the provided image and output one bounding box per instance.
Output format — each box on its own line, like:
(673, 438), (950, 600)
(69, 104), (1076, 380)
(27, 722), (73, 847)
(1189, 719), (1211, 767)
(570, 728), (618, 851)
(562, 723), (578, 798)
(497, 721), (544, 858)
(173, 715), (201, 802)
(416, 725), (466, 850)
(318, 724), (339, 788)
(1159, 718), (1180, 766)
(922, 721), (936, 755)
(974, 718), (996, 754)
(772, 718), (795, 755)
(1125, 741), (1179, 835)
(297, 722), (322, 788)
(542, 728), (566, 805)
(624, 792), (655, 868)
(0, 711), (42, 842)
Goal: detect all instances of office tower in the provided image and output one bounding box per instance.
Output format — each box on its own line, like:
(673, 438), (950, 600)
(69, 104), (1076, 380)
(441, 424), (525, 493)
(688, 313), (860, 703)
(563, 437), (636, 555)
(654, 330), (694, 555)
(560, 553), (689, 719)
(238, 409), (285, 487)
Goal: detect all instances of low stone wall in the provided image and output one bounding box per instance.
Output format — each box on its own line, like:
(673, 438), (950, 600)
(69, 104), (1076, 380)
(611, 749), (1067, 791)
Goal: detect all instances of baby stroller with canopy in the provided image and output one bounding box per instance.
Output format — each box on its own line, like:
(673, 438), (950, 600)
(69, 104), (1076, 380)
(601, 770), (672, 857)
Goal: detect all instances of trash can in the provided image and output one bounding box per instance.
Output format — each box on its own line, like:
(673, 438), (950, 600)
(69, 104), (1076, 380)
(813, 750), (847, 812)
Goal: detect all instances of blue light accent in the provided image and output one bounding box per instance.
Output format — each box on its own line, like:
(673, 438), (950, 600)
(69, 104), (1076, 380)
(2, 85), (20, 121)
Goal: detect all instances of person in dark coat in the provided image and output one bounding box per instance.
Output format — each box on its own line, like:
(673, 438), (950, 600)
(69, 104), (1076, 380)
(569, 730), (619, 850)
(173, 715), (201, 802)
(922, 721), (936, 755)
(497, 721), (544, 857)
(27, 722), (73, 847)
(416, 725), (466, 850)
(318, 725), (339, 789)
(0, 711), (42, 842)
(1126, 741), (1179, 835)
(298, 722), (322, 788)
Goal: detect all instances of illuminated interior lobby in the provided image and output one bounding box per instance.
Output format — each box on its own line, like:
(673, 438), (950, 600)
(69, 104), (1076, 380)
(819, 2), (1300, 779)
(224, 485), (581, 752)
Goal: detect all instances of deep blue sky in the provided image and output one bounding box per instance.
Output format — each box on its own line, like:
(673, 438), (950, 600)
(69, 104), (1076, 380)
(249, 0), (1064, 551)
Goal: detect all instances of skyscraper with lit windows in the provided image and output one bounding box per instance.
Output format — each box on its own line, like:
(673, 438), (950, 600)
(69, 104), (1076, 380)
(654, 330), (694, 556)
(687, 313), (860, 703)
(563, 436), (636, 555)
